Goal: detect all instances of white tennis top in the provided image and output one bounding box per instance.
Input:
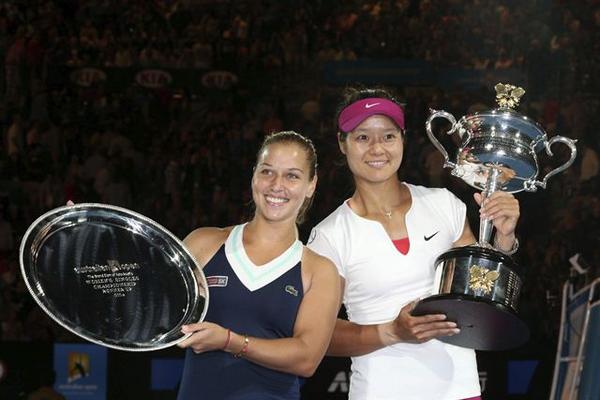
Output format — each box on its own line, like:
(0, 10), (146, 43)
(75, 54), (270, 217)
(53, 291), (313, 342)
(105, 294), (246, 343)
(308, 183), (480, 400)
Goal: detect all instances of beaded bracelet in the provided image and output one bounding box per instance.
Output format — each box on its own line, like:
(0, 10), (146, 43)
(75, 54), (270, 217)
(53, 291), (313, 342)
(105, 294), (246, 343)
(495, 237), (519, 256)
(233, 334), (249, 358)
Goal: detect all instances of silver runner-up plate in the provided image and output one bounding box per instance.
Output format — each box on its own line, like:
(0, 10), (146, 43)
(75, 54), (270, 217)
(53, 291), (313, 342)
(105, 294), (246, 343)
(19, 203), (209, 351)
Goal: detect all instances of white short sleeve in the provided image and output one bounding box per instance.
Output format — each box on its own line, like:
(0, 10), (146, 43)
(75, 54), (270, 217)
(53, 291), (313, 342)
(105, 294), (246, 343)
(444, 189), (467, 242)
(306, 227), (345, 278)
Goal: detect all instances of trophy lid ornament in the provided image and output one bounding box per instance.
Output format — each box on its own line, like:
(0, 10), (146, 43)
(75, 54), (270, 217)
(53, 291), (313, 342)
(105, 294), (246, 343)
(494, 83), (526, 109)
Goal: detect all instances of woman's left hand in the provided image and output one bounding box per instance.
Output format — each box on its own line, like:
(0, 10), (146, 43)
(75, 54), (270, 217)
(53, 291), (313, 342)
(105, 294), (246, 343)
(474, 191), (520, 237)
(177, 322), (230, 354)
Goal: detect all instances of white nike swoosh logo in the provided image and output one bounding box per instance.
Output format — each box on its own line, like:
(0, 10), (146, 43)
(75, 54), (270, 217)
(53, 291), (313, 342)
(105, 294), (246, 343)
(365, 103), (380, 108)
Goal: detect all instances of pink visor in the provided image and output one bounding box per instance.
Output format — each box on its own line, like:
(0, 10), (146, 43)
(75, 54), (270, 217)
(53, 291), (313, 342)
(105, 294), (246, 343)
(338, 98), (405, 133)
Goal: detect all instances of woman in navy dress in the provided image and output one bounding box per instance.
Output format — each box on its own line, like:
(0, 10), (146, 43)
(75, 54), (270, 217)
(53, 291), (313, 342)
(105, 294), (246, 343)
(177, 131), (340, 400)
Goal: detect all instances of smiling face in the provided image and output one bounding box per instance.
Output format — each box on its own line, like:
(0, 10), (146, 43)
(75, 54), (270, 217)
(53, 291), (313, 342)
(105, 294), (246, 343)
(252, 142), (317, 223)
(339, 114), (404, 184)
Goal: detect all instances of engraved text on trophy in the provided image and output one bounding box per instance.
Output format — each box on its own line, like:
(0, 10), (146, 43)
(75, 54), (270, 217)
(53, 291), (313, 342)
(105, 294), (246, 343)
(75, 260), (141, 298)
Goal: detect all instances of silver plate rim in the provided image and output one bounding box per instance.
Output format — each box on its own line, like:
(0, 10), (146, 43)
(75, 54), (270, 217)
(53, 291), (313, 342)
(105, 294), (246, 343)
(19, 202), (210, 352)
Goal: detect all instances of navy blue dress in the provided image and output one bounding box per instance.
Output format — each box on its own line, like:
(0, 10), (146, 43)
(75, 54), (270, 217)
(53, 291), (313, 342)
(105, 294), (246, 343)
(177, 240), (304, 400)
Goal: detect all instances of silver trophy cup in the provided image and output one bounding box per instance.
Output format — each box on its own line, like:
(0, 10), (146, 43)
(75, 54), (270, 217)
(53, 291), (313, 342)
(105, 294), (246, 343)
(20, 203), (209, 351)
(412, 84), (577, 350)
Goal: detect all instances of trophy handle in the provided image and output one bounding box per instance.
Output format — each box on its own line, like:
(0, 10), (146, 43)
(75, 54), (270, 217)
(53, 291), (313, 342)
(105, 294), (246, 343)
(525, 135), (578, 191)
(426, 109), (460, 170)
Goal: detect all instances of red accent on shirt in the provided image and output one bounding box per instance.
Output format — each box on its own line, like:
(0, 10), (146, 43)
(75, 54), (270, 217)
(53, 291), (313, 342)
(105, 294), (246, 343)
(392, 237), (410, 255)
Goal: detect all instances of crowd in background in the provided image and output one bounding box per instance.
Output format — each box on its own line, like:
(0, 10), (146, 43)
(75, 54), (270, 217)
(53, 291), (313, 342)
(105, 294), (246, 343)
(1, 0), (599, 366)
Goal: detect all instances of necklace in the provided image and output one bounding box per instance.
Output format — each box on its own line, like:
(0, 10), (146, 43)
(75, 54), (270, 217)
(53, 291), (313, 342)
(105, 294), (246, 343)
(384, 210), (392, 219)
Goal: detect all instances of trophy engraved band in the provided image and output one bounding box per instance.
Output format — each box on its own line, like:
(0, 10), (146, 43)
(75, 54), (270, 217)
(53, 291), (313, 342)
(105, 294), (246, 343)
(19, 203), (209, 351)
(413, 84), (578, 350)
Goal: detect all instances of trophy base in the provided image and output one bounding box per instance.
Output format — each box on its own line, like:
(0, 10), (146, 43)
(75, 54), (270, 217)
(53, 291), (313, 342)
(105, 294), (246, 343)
(412, 294), (529, 351)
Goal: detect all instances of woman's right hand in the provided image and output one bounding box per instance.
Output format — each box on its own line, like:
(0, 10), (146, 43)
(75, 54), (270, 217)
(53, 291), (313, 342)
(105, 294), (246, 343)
(384, 301), (460, 344)
(178, 322), (231, 354)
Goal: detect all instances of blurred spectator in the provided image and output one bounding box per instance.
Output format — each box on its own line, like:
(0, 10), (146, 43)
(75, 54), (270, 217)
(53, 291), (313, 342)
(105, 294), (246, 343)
(26, 368), (65, 400)
(0, 205), (14, 253)
(5, 112), (24, 158)
(578, 135), (599, 183)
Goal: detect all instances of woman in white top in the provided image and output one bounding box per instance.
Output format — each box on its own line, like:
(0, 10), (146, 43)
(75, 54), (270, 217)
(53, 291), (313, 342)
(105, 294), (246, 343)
(308, 87), (520, 400)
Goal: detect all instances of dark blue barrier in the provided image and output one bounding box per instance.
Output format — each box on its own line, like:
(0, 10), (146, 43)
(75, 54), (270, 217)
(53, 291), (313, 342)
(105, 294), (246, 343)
(0, 341), (551, 399)
(323, 60), (434, 86)
(323, 60), (525, 89)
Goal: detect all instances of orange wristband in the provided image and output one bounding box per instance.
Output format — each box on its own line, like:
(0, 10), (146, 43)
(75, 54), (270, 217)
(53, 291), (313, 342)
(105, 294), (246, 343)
(222, 329), (231, 350)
